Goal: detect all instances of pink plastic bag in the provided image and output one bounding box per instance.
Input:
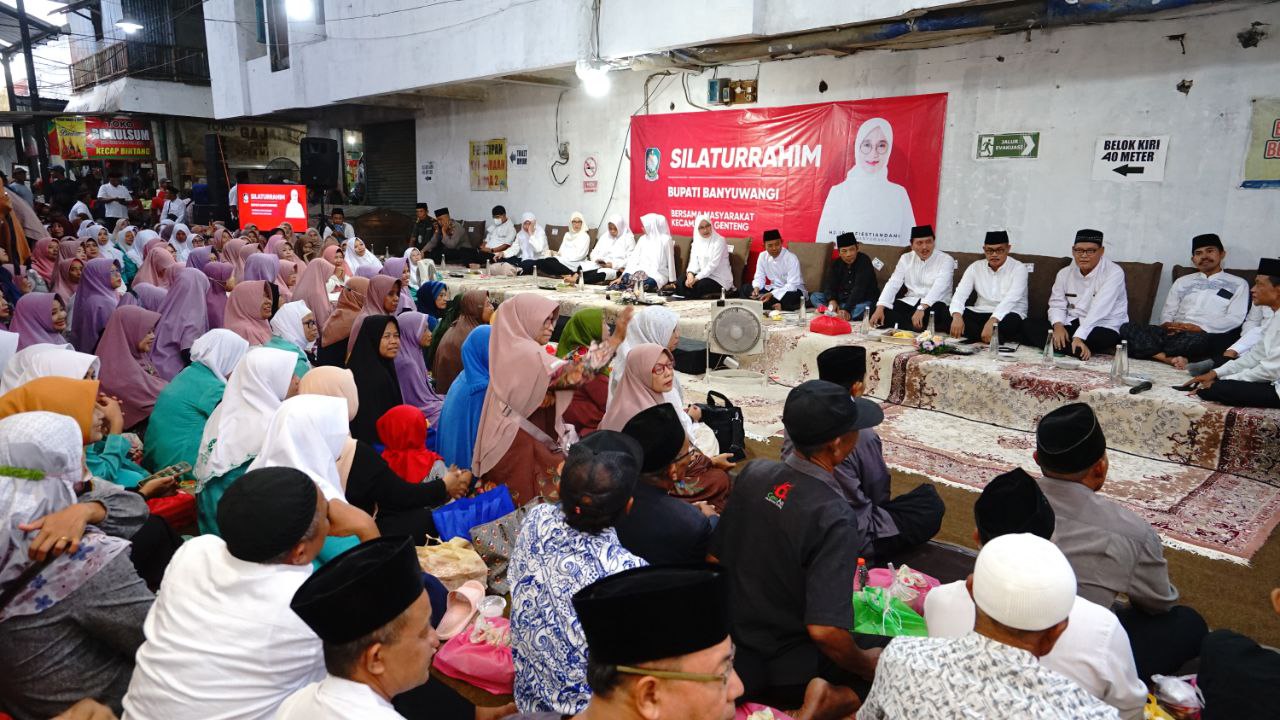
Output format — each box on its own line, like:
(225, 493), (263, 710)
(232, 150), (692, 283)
(432, 618), (514, 695)
(734, 703), (797, 720)
(868, 565), (940, 615)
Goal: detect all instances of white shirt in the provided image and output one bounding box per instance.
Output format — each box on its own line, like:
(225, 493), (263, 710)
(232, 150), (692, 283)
(1230, 305), (1274, 356)
(687, 235), (734, 289)
(69, 200), (92, 222)
(96, 183), (132, 219)
(923, 581), (1145, 719)
(877, 250), (955, 308)
(624, 234), (675, 287)
(124, 536), (324, 720)
(555, 231), (592, 270)
(322, 222), (355, 240)
(751, 247), (804, 295)
(1217, 308), (1280, 398)
(949, 257), (1029, 320)
(1159, 271), (1250, 334)
(485, 219), (518, 258)
(1047, 257), (1128, 338)
(228, 184), (238, 207)
(275, 676), (404, 720)
(161, 197), (190, 224)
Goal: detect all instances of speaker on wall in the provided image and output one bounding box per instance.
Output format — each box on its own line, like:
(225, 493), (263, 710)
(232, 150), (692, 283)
(300, 136), (339, 189)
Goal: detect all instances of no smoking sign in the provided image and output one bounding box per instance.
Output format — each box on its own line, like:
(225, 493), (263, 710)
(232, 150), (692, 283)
(583, 156), (598, 178)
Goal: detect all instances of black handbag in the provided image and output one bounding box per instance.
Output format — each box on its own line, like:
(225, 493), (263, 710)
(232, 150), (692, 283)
(695, 390), (747, 462)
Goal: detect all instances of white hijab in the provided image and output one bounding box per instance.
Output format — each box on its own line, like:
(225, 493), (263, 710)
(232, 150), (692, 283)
(343, 237), (383, 273)
(515, 212), (548, 260)
(247, 394), (349, 500)
(0, 345), (98, 393)
(168, 222), (195, 262)
(558, 211), (592, 267)
(402, 247), (423, 289)
(0, 331), (18, 383)
(590, 214), (634, 265)
(194, 346), (297, 484)
(189, 328), (250, 382)
(113, 224), (143, 267)
(270, 300), (315, 355)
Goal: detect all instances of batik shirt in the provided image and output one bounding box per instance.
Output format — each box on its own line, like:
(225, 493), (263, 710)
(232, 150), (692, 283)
(508, 503), (646, 714)
(857, 633), (1120, 720)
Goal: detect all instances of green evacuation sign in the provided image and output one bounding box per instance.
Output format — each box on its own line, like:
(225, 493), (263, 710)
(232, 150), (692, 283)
(976, 132), (1039, 159)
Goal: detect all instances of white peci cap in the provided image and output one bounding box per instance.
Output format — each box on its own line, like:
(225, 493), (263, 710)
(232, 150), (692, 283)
(973, 533), (1077, 632)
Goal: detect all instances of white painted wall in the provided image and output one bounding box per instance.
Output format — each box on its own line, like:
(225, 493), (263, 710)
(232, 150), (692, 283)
(413, 3), (1280, 310)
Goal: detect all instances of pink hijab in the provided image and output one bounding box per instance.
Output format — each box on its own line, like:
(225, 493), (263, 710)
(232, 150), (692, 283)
(57, 239), (82, 260)
(224, 280), (272, 345)
(95, 305), (167, 428)
(233, 243), (260, 282)
(150, 267), (211, 380)
(30, 237), (56, 284)
(294, 257), (335, 329)
(275, 258), (297, 302)
(202, 261), (233, 328)
(472, 294), (562, 476)
(599, 344), (670, 431)
(10, 293), (67, 350)
(52, 258), (82, 303)
(135, 245), (177, 288)
(380, 258), (414, 313)
(346, 274), (400, 357)
(224, 238), (248, 278)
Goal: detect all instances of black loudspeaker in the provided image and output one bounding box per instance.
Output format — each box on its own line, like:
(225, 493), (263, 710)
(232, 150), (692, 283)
(204, 133), (229, 224)
(299, 136), (339, 189)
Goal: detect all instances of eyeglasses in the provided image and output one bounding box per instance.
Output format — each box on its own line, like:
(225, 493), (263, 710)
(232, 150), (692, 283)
(302, 319), (318, 328)
(652, 360), (674, 374)
(1072, 247), (1100, 256)
(617, 648), (735, 688)
(672, 445), (703, 465)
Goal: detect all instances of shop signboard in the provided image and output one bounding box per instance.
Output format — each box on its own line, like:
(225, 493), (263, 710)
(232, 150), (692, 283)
(48, 116), (155, 159)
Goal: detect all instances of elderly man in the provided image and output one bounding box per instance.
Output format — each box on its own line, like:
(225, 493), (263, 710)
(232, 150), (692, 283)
(425, 207), (484, 266)
(1121, 234), (1250, 368)
(1024, 229), (1128, 360)
(1189, 258), (1280, 409)
(1034, 403), (1206, 679)
(124, 468), (379, 720)
(742, 229), (805, 311)
(712, 380), (879, 711)
(870, 225), (955, 332)
(858, 534), (1119, 719)
(277, 537), (437, 719)
(810, 232), (878, 321)
(924, 468), (1145, 719)
(948, 230), (1028, 344)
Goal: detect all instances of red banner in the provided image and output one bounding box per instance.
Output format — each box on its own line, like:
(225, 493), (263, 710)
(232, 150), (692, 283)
(630, 94), (946, 248)
(235, 184), (310, 230)
(48, 116), (155, 160)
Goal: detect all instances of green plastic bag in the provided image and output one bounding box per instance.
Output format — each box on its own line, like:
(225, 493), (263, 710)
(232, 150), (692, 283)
(852, 586), (928, 637)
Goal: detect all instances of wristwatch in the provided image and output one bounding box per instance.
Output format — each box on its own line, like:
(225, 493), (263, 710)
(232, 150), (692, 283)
(917, 303), (927, 310)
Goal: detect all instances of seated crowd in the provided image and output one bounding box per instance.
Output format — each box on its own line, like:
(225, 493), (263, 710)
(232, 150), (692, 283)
(0, 193), (1276, 720)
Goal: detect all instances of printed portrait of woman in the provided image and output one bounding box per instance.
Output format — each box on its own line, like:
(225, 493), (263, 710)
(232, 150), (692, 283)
(815, 116), (916, 246)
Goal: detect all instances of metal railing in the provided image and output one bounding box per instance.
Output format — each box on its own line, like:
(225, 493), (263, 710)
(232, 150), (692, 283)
(69, 41), (210, 92)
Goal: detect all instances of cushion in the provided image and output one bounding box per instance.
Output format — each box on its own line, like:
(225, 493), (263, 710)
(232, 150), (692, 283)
(788, 241), (835, 298)
(1115, 260), (1164, 326)
(544, 225), (569, 253)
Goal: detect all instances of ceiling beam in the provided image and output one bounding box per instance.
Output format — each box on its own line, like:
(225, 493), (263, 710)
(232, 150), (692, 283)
(496, 73), (575, 89)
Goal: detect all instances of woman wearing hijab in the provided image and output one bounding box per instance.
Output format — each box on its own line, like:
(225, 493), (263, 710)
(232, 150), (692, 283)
(95, 305), (167, 429)
(185, 245), (214, 274)
(130, 283), (167, 313)
(380, 257), (414, 313)
(223, 280), (273, 345)
(321, 245), (346, 300)
(201, 261), (234, 328)
(232, 242), (259, 282)
(243, 252), (280, 285)
(11, 292), (69, 349)
(377, 404), (449, 483)
(437, 326), (490, 471)
(168, 222), (195, 261)
(512, 212), (550, 273)
(266, 233), (307, 279)
(679, 214), (734, 298)
(293, 257), (335, 330)
(150, 267), (211, 380)
(52, 256), (83, 319)
(474, 295), (632, 504)
(300, 227), (322, 260)
(535, 211), (592, 280)
(70, 257), (123, 353)
(343, 237), (383, 274)
(0, 345), (98, 393)
(345, 315), (405, 445)
(316, 276), (368, 367)
(346, 274), (400, 358)
(58, 237), (85, 261)
(413, 279), (449, 325)
(430, 289), (491, 393)
(134, 242), (176, 289)
(275, 257), (298, 302)
(112, 223), (142, 284)
(266, 299), (317, 376)
(193, 346), (297, 535)
(143, 329), (249, 473)
(611, 213), (676, 291)
(223, 238), (248, 279)
(815, 116), (916, 247)
(559, 308), (610, 436)
(0, 412), (153, 720)
(392, 311), (445, 438)
(28, 236), (57, 292)
(402, 247), (424, 292)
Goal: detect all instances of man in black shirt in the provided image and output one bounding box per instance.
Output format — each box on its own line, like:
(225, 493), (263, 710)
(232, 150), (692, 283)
(810, 232), (879, 320)
(408, 202), (437, 251)
(615, 403), (718, 565)
(711, 380), (882, 711)
(48, 166), (81, 219)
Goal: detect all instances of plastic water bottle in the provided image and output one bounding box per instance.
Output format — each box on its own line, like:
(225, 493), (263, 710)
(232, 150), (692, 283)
(1118, 340), (1130, 379)
(485, 259), (491, 275)
(926, 309), (936, 337)
(577, 272), (585, 290)
(798, 297), (807, 324)
(1042, 329), (1055, 364)
(533, 265), (538, 279)
(861, 309), (872, 336)
(989, 322), (1000, 355)
(854, 557), (870, 591)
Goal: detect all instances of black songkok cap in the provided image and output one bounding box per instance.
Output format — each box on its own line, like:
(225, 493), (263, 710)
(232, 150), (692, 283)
(984, 230), (1010, 246)
(1192, 233), (1223, 251)
(1259, 258), (1280, 277)
(1074, 229), (1104, 246)
(573, 564), (730, 665)
(816, 345), (867, 389)
(218, 467), (318, 563)
(492, 205), (506, 217)
(1036, 402), (1106, 475)
(974, 467), (1056, 544)
(290, 537), (424, 644)
(835, 232), (858, 248)
(415, 203), (429, 211)
(911, 225), (934, 239)
(434, 207), (449, 218)
(783, 380), (883, 445)
(762, 229), (782, 242)
(621, 403), (685, 473)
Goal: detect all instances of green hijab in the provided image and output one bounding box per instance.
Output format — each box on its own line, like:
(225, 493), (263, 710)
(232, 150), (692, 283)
(556, 307), (604, 358)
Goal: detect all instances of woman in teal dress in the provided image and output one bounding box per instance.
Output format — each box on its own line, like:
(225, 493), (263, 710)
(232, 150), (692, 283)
(142, 329), (249, 472)
(112, 222), (143, 286)
(264, 300), (316, 377)
(192, 346), (298, 535)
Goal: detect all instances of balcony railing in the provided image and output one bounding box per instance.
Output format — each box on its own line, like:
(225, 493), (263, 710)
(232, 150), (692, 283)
(70, 41), (210, 93)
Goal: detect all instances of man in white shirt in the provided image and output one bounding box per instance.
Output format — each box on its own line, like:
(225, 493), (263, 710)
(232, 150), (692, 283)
(96, 171), (133, 222)
(948, 230), (1028, 343)
(870, 224), (955, 331)
(124, 467), (379, 720)
(321, 208), (356, 242)
(1186, 302), (1275, 376)
(1191, 258), (1280, 409)
(924, 467), (1145, 719)
(482, 205), (518, 261)
(1121, 234), (1249, 369)
(1024, 229), (1128, 360)
(277, 536), (438, 720)
(743, 229), (804, 310)
(69, 191), (94, 225)
(859, 534), (1118, 719)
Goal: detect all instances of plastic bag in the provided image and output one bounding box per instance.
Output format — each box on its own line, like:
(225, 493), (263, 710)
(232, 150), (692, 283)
(852, 586), (928, 637)
(809, 315), (853, 336)
(734, 704), (796, 720)
(432, 486), (516, 541)
(433, 617), (514, 695)
(415, 537), (488, 591)
(1151, 675), (1203, 720)
(868, 564), (940, 615)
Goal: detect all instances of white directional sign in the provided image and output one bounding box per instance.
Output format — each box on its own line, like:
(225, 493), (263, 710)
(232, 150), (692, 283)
(1092, 135), (1168, 183)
